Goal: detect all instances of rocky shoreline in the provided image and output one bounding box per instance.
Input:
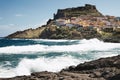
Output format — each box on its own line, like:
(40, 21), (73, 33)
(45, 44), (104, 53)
(103, 38), (120, 43)
(1, 55), (120, 80)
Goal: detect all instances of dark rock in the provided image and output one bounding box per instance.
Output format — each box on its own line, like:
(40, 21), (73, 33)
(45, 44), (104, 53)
(66, 55), (120, 71)
(59, 77), (64, 80)
(31, 71), (58, 80)
(109, 74), (120, 80)
(91, 71), (102, 78)
(54, 4), (103, 19)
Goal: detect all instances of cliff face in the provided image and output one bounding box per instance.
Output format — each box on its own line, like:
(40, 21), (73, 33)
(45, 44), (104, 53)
(54, 4), (103, 19)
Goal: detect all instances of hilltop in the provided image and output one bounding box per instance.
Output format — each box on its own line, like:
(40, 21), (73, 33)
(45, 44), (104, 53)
(6, 4), (120, 42)
(54, 4), (103, 19)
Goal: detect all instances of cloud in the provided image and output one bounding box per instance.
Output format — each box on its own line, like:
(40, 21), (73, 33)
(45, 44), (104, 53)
(15, 14), (23, 17)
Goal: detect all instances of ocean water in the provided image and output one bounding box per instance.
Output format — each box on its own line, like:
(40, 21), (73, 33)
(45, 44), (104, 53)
(0, 38), (120, 78)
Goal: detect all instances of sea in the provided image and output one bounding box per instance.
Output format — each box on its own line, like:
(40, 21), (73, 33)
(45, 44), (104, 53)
(0, 38), (120, 78)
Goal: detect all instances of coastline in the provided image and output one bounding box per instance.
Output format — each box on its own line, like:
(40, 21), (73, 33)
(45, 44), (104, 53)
(4, 37), (120, 43)
(1, 55), (120, 80)
(5, 24), (120, 43)
(1, 4), (120, 80)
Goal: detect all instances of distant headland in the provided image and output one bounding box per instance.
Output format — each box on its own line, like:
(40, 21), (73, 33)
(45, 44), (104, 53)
(6, 4), (120, 43)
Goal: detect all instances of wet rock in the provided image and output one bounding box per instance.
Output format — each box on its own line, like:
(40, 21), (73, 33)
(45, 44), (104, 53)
(31, 71), (58, 80)
(109, 74), (120, 80)
(1, 55), (120, 80)
(90, 71), (102, 78)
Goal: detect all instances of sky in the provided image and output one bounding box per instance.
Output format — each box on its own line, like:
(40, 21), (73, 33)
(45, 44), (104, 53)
(0, 0), (120, 37)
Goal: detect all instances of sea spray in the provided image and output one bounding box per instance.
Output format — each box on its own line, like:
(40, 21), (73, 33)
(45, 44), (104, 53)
(0, 39), (120, 54)
(0, 38), (119, 78)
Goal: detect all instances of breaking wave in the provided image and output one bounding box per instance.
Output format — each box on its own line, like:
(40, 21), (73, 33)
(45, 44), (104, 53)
(0, 55), (81, 78)
(0, 39), (119, 54)
(0, 38), (119, 78)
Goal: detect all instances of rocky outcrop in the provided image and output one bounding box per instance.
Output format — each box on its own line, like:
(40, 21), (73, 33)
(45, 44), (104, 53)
(6, 24), (120, 43)
(5, 4), (119, 43)
(54, 4), (103, 19)
(6, 25), (101, 39)
(6, 26), (46, 39)
(64, 55), (120, 80)
(99, 29), (120, 43)
(1, 55), (120, 80)
(6, 4), (102, 39)
(34, 26), (101, 39)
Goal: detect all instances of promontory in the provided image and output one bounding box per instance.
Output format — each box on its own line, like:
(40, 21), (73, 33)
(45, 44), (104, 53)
(6, 4), (120, 42)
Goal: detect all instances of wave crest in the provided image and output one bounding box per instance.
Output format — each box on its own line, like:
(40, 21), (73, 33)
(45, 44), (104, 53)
(0, 39), (119, 54)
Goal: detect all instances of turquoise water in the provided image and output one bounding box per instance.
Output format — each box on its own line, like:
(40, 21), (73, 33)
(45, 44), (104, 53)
(0, 38), (120, 78)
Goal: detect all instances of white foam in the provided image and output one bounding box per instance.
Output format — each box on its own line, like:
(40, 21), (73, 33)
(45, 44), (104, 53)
(0, 39), (119, 78)
(0, 55), (81, 78)
(0, 67), (16, 78)
(11, 38), (77, 42)
(32, 39), (77, 42)
(80, 38), (103, 44)
(0, 39), (119, 54)
(93, 52), (119, 59)
(0, 52), (119, 78)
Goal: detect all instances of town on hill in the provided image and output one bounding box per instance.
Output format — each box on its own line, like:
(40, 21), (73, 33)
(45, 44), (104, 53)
(6, 4), (120, 42)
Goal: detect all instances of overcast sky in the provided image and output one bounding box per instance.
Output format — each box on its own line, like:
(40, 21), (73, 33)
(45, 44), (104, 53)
(0, 0), (120, 37)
